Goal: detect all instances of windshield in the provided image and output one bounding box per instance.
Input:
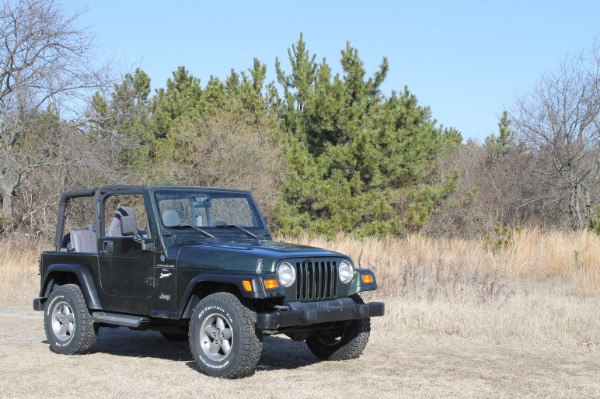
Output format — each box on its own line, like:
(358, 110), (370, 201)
(154, 189), (264, 234)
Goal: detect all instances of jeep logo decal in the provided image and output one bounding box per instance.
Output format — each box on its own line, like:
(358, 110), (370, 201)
(159, 293), (171, 301)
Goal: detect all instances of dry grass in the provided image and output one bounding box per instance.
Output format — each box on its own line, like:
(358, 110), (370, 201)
(0, 237), (43, 307)
(293, 228), (600, 298)
(2, 312), (598, 398)
(1, 229), (600, 347)
(1, 231), (600, 397)
(290, 229), (600, 348)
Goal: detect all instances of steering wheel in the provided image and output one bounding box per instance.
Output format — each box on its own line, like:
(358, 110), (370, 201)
(210, 220), (227, 227)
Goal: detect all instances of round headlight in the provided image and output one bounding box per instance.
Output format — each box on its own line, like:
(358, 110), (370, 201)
(277, 262), (296, 287)
(338, 260), (354, 284)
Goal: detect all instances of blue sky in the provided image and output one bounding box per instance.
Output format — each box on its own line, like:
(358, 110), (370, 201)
(68, 0), (600, 141)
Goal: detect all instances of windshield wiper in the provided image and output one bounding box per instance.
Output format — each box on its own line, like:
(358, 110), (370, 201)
(168, 224), (215, 239)
(214, 224), (258, 239)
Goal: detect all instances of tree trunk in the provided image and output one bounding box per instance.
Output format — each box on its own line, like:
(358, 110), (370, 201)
(0, 183), (15, 231)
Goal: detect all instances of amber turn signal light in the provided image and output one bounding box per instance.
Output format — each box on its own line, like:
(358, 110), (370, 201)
(242, 280), (253, 292)
(263, 279), (280, 290)
(361, 274), (374, 284)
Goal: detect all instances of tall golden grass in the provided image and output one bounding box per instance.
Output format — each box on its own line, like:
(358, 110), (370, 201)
(1, 229), (599, 347)
(0, 237), (43, 306)
(290, 229), (600, 348)
(292, 228), (600, 297)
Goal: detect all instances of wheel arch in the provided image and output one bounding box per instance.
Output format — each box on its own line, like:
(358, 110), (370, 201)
(180, 280), (243, 319)
(41, 264), (102, 310)
(179, 273), (267, 319)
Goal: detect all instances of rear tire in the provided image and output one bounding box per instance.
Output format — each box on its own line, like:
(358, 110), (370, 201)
(44, 284), (97, 355)
(306, 294), (371, 361)
(189, 292), (262, 379)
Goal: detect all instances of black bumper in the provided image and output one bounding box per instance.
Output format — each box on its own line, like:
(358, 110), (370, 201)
(256, 298), (385, 330)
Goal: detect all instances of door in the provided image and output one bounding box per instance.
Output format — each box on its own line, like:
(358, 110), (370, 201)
(154, 254), (177, 310)
(98, 237), (155, 300)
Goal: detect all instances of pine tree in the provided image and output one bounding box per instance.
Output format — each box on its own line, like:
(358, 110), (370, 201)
(273, 35), (458, 237)
(151, 66), (203, 138)
(88, 68), (154, 170)
(485, 111), (514, 157)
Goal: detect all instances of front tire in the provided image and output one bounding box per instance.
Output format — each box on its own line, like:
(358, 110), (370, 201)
(189, 292), (262, 379)
(306, 294), (371, 361)
(44, 284), (97, 355)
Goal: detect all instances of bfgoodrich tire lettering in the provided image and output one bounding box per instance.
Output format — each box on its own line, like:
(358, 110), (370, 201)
(44, 284), (97, 355)
(189, 292), (262, 379)
(306, 294), (371, 361)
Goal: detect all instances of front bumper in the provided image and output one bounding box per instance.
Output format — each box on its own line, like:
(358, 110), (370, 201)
(256, 298), (385, 330)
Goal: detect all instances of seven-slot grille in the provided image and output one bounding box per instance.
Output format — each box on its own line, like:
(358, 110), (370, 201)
(295, 260), (338, 301)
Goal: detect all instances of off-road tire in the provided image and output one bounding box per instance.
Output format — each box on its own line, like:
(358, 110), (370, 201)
(306, 294), (371, 361)
(189, 292), (262, 379)
(44, 284), (97, 354)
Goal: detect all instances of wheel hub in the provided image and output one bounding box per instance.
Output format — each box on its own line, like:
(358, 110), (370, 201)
(199, 313), (233, 362)
(51, 301), (75, 342)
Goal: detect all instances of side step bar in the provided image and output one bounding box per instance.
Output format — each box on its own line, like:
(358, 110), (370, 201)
(92, 312), (149, 328)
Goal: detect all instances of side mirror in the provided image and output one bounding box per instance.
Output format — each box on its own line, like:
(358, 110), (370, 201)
(120, 215), (137, 236)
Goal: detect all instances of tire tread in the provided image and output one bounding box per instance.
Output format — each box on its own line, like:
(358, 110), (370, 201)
(44, 284), (97, 355)
(306, 294), (371, 361)
(189, 292), (262, 379)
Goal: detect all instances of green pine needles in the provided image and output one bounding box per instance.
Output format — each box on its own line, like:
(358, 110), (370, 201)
(273, 35), (460, 237)
(89, 34), (462, 238)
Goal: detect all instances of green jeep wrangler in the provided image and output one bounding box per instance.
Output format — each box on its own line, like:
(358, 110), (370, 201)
(34, 185), (384, 378)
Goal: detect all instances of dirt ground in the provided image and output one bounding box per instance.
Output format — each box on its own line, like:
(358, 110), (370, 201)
(1, 307), (599, 399)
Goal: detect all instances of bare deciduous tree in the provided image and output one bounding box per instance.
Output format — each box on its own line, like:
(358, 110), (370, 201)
(514, 43), (600, 229)
(153, 112), (285, 223)
(424, 137), (537, 238)
(0, 0), (103, 230)
(15, 121), (133, 238)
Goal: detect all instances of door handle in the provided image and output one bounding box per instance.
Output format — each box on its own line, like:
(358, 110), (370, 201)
(103, 240), (113, 255)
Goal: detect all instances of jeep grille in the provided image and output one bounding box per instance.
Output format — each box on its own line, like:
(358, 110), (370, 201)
(295, 260), (338, 301)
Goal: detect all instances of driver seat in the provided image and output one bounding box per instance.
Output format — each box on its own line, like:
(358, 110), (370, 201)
(106, 206), (138, 237)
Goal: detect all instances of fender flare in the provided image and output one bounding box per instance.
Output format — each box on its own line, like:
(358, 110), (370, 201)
(41, 263), (102, 310)
(178, 272), (285, 318)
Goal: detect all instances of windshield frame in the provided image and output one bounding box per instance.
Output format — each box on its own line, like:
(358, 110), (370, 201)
(150, 187), (269, 239)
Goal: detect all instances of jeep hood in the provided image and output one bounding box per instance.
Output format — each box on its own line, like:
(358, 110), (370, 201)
(173, 240), (347, 272)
